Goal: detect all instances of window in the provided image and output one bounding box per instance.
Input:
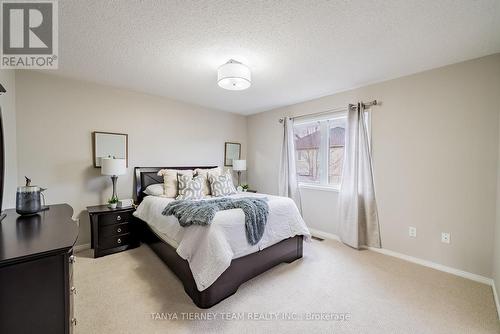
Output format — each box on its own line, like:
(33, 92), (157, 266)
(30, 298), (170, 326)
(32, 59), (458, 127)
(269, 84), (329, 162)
(293, 113), (348, 189)
(293, 122), (321, 183)
(328, 118), (346, 186)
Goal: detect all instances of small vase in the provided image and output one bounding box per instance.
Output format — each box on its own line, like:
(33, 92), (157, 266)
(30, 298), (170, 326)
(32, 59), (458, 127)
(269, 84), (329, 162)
(108, 203), (117, 209)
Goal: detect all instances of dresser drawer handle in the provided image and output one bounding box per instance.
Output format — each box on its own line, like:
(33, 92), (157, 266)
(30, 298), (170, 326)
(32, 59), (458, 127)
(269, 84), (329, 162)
(71, 318), (77, 326)
(71, 286), (77, 295)
(69, 255), (76, 264)
(117, 227), (122, 233)
(117, 215), (121, 221)
(117, 238), (122, 244)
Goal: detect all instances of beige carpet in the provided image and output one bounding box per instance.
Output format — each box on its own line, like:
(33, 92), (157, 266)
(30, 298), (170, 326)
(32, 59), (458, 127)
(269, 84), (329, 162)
(74, 239), (499, 334)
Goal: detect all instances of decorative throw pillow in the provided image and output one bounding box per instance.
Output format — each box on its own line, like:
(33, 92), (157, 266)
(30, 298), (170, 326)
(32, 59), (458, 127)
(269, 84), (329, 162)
(176, 174), (204, 200)
(209, 170), (237, 197)
(157, 169), (193, 198)
(143, 183), (164, 197)
(194, 167), (221, 196)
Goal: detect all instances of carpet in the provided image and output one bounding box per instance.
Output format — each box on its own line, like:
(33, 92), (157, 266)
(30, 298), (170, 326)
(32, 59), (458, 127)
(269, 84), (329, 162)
(74, 239), (499, 334)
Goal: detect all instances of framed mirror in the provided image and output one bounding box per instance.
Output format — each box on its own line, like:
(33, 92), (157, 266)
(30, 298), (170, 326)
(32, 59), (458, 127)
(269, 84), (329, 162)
(224, 142), (241, 166)
(92, 131), (128, 167)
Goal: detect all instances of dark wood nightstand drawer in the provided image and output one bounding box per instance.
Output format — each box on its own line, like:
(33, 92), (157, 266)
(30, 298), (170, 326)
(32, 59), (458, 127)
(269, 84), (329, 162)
(88, 205), (139, 258)
(99, 233), (134, 250)
(98, 211), (133, 226)
(99, 222), (132, 237)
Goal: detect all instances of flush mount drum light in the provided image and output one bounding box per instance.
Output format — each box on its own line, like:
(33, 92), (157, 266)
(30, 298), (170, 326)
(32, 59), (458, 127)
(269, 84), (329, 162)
(217, 59), (251, 90)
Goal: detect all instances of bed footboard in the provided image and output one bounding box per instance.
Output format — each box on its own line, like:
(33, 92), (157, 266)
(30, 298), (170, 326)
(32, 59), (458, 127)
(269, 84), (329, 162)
(139, 219), (304, 308)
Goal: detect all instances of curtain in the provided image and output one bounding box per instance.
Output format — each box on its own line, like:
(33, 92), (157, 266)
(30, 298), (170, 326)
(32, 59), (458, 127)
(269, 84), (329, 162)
(338, 103), (381, 249)
(278, 117), (302, 213)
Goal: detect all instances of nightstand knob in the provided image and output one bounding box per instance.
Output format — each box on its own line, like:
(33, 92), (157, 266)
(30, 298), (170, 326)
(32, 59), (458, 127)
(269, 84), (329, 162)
(116, 215), (122, 221)
(69, 255), (75, 263)
(71, 318), (77, 326)
(117, 238), (122, 244)
(117, 227), (122, 233)
(71, 286), (77, 295)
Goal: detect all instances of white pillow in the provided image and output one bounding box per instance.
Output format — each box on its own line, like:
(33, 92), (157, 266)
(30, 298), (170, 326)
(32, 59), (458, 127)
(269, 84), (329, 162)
(176, 174), (204, 200)
(209, 170), (237, 197)
(143, 183), (164, 196)
(194, 167), (221, 196)
(157, 169), (193, 198)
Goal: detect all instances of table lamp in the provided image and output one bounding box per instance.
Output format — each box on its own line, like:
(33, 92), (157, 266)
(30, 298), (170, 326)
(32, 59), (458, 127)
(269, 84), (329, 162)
(232, 160), (246, 186)
(101, 157), (126, 205)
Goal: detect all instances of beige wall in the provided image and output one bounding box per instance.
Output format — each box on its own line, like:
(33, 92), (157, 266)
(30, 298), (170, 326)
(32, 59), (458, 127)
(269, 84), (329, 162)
(494, 115), (500, 293)
(15, 71), (247, 246)
(0, 70), (17, 209)
(10, 55), (500, 279)
(247, 54), (500, 277)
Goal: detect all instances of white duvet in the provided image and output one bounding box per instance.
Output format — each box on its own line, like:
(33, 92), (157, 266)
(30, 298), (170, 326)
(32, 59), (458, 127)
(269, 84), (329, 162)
(133, 192), (311, 291)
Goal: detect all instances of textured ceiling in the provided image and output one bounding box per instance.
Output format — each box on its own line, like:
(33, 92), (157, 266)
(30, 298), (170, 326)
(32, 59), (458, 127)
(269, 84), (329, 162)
(55, 0), (500, 115)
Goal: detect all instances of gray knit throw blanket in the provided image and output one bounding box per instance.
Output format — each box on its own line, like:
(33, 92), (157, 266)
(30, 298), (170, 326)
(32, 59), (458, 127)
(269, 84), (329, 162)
(162, 197), (269, 245)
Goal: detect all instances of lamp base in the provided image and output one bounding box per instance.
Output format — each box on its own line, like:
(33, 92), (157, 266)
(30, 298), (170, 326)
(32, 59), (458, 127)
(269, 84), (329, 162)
(110, 175), (118, 200)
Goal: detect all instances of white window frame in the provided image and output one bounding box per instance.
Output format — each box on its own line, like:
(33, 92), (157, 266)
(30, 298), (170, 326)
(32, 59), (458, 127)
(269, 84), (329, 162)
(295, 111), (347, 192)
(295, 109), (371, 192)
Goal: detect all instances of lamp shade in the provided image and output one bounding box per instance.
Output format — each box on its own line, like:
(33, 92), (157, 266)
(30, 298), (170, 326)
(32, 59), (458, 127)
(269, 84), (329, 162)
(101, 158), (126, 176)
(232, 160), (247, 171)
(217, 59), (251, 91)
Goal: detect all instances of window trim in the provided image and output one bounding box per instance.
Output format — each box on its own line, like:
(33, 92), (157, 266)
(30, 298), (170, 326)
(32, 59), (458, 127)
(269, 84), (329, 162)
(294, 112), (347, 126)
(298, 182), (340, 192)
(294, 110), (347, 188)
(294, 108), (372, 191)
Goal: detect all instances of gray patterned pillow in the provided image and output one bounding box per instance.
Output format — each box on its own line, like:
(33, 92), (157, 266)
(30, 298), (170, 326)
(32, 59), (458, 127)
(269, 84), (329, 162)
(209, 171), (237, 197)
(176, 174), (204, 200)
(194, 167), (221, 196)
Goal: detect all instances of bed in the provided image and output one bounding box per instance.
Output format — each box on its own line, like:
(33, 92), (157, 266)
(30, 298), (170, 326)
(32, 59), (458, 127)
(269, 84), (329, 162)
(133, 166), (310, 308)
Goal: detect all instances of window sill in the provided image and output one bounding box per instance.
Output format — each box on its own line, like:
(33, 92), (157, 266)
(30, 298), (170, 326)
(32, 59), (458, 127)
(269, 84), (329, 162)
(298, 183), (340, 192)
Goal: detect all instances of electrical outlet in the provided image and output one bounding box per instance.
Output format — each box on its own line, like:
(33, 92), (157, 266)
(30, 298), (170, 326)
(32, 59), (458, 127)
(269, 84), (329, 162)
(441, 232), (451, 244)
(409, 227), (417, 238)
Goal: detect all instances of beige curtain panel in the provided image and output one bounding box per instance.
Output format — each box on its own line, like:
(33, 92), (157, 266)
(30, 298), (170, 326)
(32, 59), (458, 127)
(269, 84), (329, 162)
(278, 117), (302, 213)
(338, 103), (381, 249)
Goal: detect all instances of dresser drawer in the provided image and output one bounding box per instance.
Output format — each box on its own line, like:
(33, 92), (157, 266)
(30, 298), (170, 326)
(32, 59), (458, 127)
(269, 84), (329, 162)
(99, 222), (132, 237)
(98, 211), (133, 226)
(69, 255), (76, 334)
(99, 233), (134, 250)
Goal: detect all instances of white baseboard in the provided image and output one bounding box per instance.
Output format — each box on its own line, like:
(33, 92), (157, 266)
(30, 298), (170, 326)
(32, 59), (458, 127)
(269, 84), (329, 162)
(363, 245), (493, 286)
(73, 243), (91, 253)
(308, 228), (493, 285)
(492, 281), (500, 320)
(309, 228), (341, 242)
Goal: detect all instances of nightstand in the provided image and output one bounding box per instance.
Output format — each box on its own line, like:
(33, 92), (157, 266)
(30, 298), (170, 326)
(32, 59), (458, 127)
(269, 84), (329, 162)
(87, 205), (140, 258)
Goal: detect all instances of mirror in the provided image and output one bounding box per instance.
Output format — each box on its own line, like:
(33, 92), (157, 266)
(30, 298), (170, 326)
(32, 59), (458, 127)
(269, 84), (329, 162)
(224, 142), (241, 166)
(92, 132), (128, 167)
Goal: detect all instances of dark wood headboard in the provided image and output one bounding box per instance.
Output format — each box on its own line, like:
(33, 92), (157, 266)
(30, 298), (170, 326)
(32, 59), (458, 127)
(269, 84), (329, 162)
(134, 166), (218, 204)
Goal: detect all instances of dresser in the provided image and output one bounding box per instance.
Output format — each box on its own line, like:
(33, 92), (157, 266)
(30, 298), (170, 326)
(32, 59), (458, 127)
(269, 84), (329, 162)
(88, 205), (139, 258)
(0, 204), (79, 334)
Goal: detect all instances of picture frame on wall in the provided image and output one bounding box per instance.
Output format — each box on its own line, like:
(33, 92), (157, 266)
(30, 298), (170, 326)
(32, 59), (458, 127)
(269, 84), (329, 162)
(224, 142), (241, 167)
(92, 131), (128, 167)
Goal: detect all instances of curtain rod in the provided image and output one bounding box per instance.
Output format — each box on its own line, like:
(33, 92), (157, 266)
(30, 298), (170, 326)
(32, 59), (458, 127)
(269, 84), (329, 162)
(278, 100), (379, 123)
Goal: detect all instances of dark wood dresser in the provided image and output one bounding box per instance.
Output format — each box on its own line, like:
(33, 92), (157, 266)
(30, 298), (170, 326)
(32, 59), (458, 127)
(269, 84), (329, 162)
(88, 205), (139, 258)
(0, 204), (79, 334)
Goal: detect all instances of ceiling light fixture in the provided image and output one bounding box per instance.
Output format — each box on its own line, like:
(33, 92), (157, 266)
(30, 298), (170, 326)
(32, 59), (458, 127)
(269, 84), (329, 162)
(217, 59), (251, 91)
